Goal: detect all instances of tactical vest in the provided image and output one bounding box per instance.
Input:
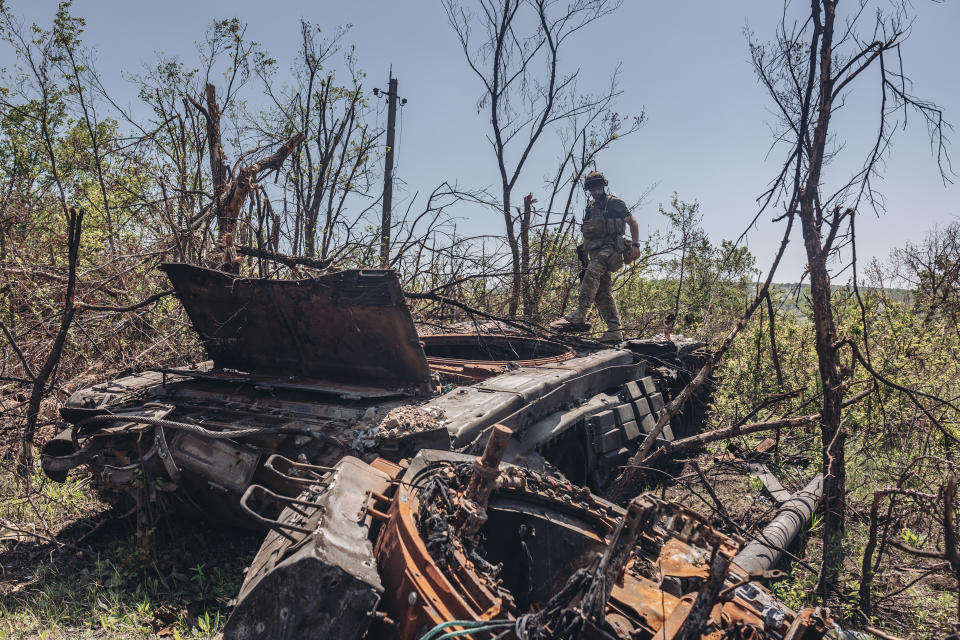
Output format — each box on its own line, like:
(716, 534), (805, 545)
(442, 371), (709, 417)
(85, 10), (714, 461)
(581, 197), (626, 251)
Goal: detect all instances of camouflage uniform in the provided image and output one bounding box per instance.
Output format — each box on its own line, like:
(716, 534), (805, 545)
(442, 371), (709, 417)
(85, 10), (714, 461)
(577, 194), (629, 332)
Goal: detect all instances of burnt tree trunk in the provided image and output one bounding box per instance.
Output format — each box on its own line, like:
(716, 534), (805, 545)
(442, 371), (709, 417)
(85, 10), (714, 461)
(797, 0), (847, 601)
(190, 85), (304, 273)
(521, 193), (535, 315)
(502, 184), (521, 317)
(218, 133), (306, 273)
(204, 84), (228, 240)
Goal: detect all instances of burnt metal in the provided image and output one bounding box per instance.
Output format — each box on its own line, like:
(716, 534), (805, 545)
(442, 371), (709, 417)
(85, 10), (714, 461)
(429, 350), (640, 448)
(160, 263), (432, 393)
(261, 454), (334, 495)
(673, 548), (732, 640)
(40, 265), (733, 556)
(422, 333), (575, 381)
(455, 424), (512, 539)
(30, 264), (847, 639)
(376, 426), (450, 463)
(359, 449), (835, 640)
(625, 338), (711, 441)
(238, 484), (322, 535)
(167, 432), (260, 494)
(224, 457), (390, 640)
(581, 495), (660, 625)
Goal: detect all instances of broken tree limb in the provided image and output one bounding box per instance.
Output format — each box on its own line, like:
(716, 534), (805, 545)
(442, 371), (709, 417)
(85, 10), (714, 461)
(858, 485), (940, 621)
(765, 290), (784, 386)
(189, 82), (305, 272)
(731, 389), (804, 429)
(234, 245), (334, 272)
(639, 384), (875, 467)
(0, 264), (67, 283)
(76, 289), (173, 312)
(216, 132), (306, 272)
(688, 461), (732, 524)
(863, 625), (907, 640)
(403, 290), (543, 337)
(0, 319), (36, 380)
(188, 84), (228, 227)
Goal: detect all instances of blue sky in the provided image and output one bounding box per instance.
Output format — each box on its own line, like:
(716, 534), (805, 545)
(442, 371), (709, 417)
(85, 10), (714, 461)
(6, 0), (959, 281)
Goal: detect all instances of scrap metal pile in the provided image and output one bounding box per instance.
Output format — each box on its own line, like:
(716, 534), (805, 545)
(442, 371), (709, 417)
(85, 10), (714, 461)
(224, 430), (835, 640)
(36, 264), (832, 639)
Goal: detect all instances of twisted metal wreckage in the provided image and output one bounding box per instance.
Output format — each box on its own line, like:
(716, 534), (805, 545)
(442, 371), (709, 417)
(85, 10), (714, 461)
(41, 264), (838, 640)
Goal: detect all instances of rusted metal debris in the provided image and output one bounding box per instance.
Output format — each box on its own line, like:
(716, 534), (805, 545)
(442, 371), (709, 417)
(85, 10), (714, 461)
(224, 430), (836, 639)
(35, 265), (837, 639)
(455, 424), (512, 539)
(421, 333), (575, 382)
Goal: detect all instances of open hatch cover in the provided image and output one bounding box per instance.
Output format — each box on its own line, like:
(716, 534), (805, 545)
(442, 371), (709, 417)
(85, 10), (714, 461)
(160, 263), (431, 393)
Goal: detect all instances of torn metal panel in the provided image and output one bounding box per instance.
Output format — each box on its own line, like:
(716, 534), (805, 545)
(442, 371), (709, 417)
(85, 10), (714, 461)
(160, 263), (431, 393)
(745, 462), (794, 504)
(224, 457), (390, 640)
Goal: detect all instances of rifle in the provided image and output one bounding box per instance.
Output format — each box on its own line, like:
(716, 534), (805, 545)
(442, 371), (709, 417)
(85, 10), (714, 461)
(576, 243), (588, 281)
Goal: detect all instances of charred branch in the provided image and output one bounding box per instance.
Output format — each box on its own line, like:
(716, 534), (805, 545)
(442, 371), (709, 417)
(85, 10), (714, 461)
(20, 207), (83, 474)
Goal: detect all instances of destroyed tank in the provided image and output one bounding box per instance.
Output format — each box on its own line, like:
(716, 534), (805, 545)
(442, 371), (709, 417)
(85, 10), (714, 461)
(39, 263), (836, 640)
(40, 263), (711, 527)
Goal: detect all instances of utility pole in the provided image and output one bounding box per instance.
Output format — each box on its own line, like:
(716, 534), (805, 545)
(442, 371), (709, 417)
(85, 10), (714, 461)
(378, 71), (401, 268)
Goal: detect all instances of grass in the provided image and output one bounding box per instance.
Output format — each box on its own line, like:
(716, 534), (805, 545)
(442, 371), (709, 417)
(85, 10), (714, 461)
(0, 463), (261, 639)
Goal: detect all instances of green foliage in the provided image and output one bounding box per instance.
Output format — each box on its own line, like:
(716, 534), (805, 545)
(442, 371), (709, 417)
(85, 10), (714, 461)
(0, 467), (257, 640)
(610, 195), (757, 340)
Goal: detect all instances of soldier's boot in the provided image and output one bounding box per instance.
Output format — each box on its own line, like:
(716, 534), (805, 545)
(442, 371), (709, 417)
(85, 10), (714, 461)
(599, 321), (624, 343)
(550, 306), (591, 332)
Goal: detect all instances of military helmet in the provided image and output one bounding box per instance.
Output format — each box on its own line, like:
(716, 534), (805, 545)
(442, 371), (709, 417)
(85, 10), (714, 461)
(583, 171), (608, 190)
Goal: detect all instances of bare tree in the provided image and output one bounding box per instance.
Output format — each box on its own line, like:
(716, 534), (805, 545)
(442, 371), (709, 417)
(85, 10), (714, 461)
(257, 22), (382, 260)
(893, 220), (960, 330)
(444, 0), (625, 316)
(749, 0), (950, 600)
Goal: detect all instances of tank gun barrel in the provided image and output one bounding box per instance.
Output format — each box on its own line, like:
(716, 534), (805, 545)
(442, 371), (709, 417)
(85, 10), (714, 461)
(733, 473), (824, 575)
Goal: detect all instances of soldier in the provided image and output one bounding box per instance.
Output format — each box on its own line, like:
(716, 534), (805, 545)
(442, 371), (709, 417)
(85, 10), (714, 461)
(551, 171), (641, 342)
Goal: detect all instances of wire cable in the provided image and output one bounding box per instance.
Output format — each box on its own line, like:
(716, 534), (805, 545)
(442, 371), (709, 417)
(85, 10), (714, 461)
(418, 619), (514, 640)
